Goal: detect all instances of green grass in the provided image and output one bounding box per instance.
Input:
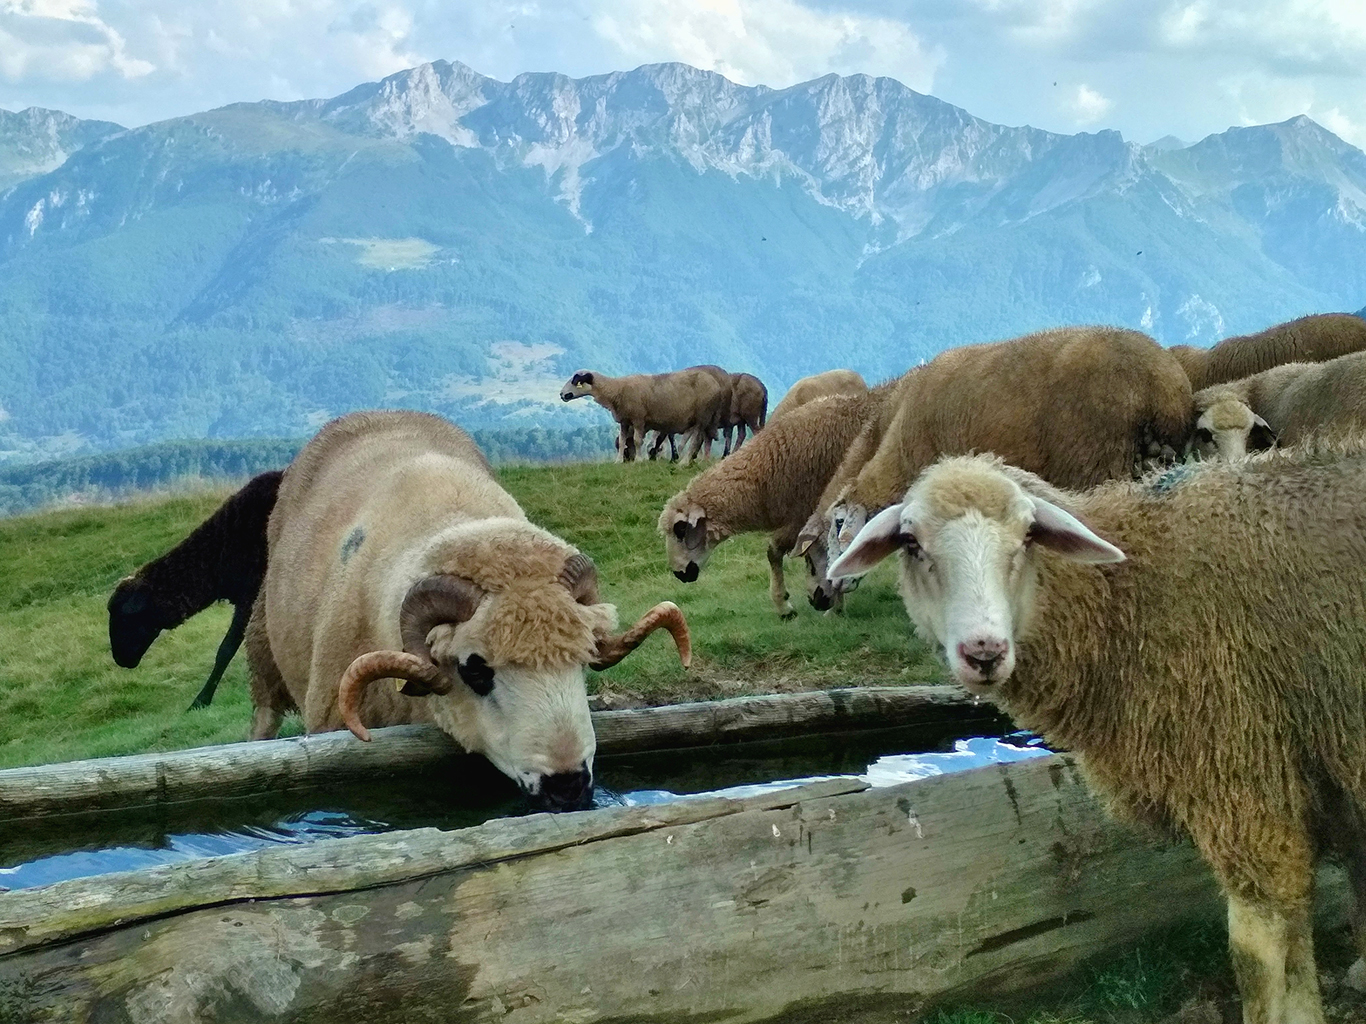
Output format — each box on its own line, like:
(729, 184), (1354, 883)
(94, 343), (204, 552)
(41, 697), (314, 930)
(0, 459), (939, 769)
(928, 923), (1232, 1024)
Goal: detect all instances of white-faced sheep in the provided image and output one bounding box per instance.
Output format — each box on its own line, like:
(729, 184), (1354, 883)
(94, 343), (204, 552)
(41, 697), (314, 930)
(770, 369), (868, 422)
(658, 392), (877, 618)
(1192, 350), (1366, 461)
(1170, 312), (1366, 391)
(109, 469), (282, 709)
(830, 446), (1366, 1024)
(803, 327), (1192, 610)
(560, 368), (725, 463)
(247, 410), (691, 811)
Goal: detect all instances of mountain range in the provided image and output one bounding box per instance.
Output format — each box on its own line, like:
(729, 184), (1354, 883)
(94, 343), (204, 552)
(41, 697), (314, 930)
(2, 61), (1364, 461)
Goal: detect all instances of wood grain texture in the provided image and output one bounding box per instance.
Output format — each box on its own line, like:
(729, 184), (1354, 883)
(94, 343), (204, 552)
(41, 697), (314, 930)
(1, 756), (1318, 1024)
(0, 686), (1001, 821)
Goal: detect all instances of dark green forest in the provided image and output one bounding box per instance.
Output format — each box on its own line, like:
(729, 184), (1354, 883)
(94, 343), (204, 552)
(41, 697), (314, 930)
(0, 426), (616, 516)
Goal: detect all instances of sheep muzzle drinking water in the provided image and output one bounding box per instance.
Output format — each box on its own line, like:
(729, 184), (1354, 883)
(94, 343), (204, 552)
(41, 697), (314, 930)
(337, 554), (690, 811)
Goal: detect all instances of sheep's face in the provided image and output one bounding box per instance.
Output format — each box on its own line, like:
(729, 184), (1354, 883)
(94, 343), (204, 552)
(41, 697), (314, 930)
(1191, 396), (1276, 462)
(560, 371), (595, 403)
(427, 622), (598, 811)
(659, 503), (711, 582)
(829, 457), (1124, 695)
(799, 504), (866, 610)
(107, 576), (167, 668)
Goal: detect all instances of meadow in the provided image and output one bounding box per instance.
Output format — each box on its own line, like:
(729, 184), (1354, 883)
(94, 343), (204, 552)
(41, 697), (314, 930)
(0, 458), (938, 770)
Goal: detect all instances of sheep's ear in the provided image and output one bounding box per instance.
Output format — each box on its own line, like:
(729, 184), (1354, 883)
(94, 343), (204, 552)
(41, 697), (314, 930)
(1248, 415), (1277, 452)
(828, 504), (906, 579)
(1026, 497), (1126, 564)
(793, 515), (821, 556)
(572, 371), (593, 386)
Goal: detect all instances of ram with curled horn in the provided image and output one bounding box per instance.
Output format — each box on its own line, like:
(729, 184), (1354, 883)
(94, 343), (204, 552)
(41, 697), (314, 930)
(248, 411), (690, 812)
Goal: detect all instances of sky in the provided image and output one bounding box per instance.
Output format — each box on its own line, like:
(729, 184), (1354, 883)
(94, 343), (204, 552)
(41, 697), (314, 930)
(2, 0), (1366, 149)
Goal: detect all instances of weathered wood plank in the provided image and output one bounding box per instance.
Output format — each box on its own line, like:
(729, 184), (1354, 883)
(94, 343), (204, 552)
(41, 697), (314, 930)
(0, 686), (1000, 821)
(2, 756), (1331, 1024)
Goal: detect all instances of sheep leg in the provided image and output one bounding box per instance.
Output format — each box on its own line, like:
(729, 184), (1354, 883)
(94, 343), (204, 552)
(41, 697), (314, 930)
(667, 433), (679, 462)
(767, 537), (796, 620)
(631, 424), (648, 463)
(647, 430), (667, 461)
(1227, 897), (1291, 1024)
(722, 425), (734, 458)
(733, 424), (747, 451)
(684, 426), (706, 463)
(189, 599), (252, 710)
(1336, 810), (1366, 990)
(617, 422), (635, 463)
(246, 600), (293, 740)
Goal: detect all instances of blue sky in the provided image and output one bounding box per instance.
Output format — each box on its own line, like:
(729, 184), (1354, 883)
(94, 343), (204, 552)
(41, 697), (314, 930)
(3, 0), (1365, 148)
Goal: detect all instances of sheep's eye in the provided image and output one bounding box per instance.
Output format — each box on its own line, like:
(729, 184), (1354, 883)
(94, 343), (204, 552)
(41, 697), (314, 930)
(1195, 428), (1214, 444)
(833, 517), (845, 533)
(902, 534), (923, 558)
(672, 521), (687, 540)
(458, 654), (495, 696)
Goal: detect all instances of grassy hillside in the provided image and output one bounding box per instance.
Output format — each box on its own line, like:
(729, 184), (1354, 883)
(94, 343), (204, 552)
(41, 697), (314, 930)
(0, 459), (937, 770)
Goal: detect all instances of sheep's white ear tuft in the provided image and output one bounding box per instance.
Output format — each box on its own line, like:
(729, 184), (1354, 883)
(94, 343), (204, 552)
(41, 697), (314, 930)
(829, 504), (906, 579)
(1027, 496), (1125, 564)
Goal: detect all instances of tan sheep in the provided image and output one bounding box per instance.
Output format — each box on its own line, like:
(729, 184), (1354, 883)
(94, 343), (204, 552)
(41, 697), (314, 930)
(1170, 312), (1366, 390)
(724, 372), (768, 453)
(802, 327), (1191, 609)
(829, 445), (1366, 1024)
(1192, 350), (1366, 461)
(770, 369), (868, 422)
(561, 368), (725, 463)
(247, 410), (690, 811)
(658, 392), (877, 618)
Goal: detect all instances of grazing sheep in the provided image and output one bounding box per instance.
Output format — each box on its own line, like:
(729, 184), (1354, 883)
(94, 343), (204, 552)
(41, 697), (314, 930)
(1170, 312), (1366, 390)
(805, 327), (1191, 609)
(829, 447), (1366, 1024)
(770, 369), (868, 422)
(108, 470), (282, 710)
(1192, 351), (1366, 461)
(658, 392), (876, 618)
(248, 411), (690, 811)
(724, 372), (768, 454)
(560, 368), (725, 463)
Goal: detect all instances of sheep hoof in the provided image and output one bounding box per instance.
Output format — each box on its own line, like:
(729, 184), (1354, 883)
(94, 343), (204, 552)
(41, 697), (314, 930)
(780, 608), (797, 621)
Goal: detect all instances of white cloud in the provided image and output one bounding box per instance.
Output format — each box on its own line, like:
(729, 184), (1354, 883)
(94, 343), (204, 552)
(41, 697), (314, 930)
(0, 0), (153, 82)
(1067, 83), (1111, 125)
(592, 0), (943, 92)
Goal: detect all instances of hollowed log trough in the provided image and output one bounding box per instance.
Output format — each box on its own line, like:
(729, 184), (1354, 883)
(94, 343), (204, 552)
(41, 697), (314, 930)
(0, 686), (1326, 1022)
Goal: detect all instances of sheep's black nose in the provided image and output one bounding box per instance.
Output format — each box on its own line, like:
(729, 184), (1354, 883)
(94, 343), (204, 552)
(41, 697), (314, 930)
(674, 563), (699, 583)
(809, 588), (832, 611)
(559, 392), (573, 402)
(532, 767), (594, 812)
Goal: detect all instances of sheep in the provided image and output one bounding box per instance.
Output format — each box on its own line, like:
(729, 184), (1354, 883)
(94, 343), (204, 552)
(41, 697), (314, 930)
(829, 446), (1366, 1024)
(770, 369), (868, 422)
(724, 372), (768, 454)
(658, 392), (877, 618)
(1170, 312), (1366, 391)
(560, 368), (726, 463)
(1192, 351), (1366, 461)
(247, 410), (690, 811)
(108, 470), (282, 710)
(802, 327), (1192, 610)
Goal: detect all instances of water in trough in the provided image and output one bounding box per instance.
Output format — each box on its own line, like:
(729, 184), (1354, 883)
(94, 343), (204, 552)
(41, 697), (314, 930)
(1, 731), (1050, 892)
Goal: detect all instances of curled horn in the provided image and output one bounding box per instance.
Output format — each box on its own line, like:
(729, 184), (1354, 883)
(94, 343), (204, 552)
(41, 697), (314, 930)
(559, 552), (600, 605)
(400, 574), (484, 659)
(338, 651), (451, 742)
(591, 601), (692, 671)
(338, 575), (485, 744)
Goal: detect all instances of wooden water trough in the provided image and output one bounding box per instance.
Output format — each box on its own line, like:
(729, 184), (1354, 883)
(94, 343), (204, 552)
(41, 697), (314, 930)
(0, 686), (1322, 1022)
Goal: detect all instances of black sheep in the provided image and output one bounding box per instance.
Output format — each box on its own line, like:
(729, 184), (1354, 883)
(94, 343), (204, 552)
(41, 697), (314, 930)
(108, 470), (282, 709)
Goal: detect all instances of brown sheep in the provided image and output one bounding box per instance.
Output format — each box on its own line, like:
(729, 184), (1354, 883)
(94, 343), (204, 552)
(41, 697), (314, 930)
(724, 372), (768, 453)
(108, 470), (282, 709)
(248, 410), (690, 811)
(830, 446), (1366, 1024)
(560, 368), (725, 463)
(1192, 351), (1366, 461)
(658, 392), (878, 618)
(1170, 312), (1366, 390)
(804, 327), (1192, 609)
(770, 369), (868, 422)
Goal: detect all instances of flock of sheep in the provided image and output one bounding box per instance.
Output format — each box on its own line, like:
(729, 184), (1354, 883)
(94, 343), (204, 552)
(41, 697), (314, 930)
(107, 310), (1366, 1024)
